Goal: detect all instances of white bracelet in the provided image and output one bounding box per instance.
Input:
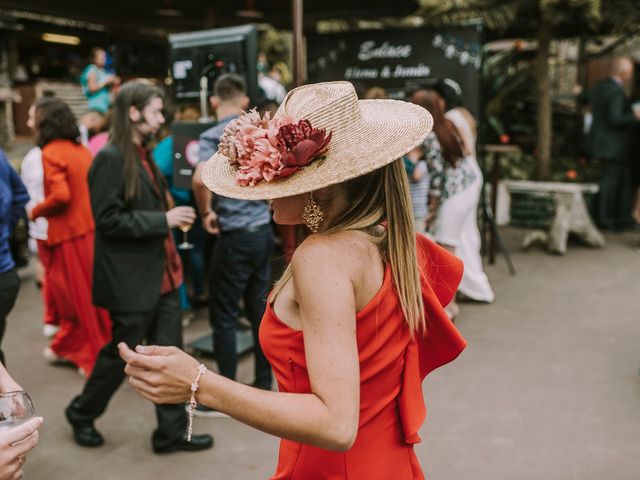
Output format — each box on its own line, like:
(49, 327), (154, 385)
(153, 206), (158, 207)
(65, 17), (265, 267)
(187, 364), (208, 441)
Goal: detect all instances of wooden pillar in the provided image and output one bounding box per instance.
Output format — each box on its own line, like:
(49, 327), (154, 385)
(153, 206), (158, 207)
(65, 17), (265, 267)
(534, 11), (552, 180)
(292, 0), (304, 87)
(204, 4), (216, 28)
(282, 0), (305, 261)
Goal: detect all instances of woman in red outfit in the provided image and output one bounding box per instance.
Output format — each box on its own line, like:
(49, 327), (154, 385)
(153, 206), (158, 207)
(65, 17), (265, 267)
(120, 82), (467, 479)
(29, 97), (111, 376)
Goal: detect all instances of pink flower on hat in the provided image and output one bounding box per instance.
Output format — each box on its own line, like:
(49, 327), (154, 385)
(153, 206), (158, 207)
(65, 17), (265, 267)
(236, 137), (283, 186)
(234, 124), (264, 160)
(218, 108), (331, 186)
(219, 110), (272, 165)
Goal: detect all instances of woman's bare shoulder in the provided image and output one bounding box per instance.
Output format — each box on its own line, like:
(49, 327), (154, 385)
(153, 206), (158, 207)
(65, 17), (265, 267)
(293, 231), (375, 265)
(291, 231), (382, 290)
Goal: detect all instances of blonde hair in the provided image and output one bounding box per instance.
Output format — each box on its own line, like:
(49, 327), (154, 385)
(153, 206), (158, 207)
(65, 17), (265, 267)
(363, 86), (388, 99)
(271, 159), (426, 334)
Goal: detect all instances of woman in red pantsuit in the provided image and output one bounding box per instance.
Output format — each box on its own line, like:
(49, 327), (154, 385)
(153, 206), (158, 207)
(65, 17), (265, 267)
(29, 97), (111, 376)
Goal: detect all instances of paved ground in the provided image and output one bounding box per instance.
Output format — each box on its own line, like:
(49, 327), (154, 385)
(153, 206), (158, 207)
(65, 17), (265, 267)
(4, 225), (640, 479)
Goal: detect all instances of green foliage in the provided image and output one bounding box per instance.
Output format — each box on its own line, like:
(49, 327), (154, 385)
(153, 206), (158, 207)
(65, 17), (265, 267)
(259, 27), (290, 66)
(481, 46), (602, 182)
(481, 47), (537, 147)
(417, 0), (640, 37)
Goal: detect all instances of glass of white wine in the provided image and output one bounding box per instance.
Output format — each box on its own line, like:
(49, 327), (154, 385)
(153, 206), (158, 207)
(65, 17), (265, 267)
(177, 223), (194, 250)
(0, 391), (35, 431)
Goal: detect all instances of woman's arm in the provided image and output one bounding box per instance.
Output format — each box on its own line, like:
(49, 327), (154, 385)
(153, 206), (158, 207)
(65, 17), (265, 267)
(425, 134), (445, 200)
(412, 160), (427, 182)
(120, 236), (360, 451)
(20, 150), (43, 214)
(31, 152), (69, 219)
(0, 363), (21, 393)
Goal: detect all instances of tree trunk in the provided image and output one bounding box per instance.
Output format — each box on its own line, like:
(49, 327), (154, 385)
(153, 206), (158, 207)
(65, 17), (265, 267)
(535, 14), (552, 179)
(574, 36), (588, 152)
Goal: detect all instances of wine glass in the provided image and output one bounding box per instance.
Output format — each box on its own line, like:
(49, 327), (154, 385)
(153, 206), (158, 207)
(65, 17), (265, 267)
(177, 223), (194, 250)
(0, 391), (36, 431)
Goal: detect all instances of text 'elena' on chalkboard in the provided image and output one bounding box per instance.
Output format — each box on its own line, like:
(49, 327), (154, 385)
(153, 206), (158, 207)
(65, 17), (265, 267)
(345, 64), (432, 80)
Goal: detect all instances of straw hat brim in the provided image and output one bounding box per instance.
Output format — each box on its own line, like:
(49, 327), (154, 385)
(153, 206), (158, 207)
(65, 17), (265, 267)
(202, 99), (433, 200)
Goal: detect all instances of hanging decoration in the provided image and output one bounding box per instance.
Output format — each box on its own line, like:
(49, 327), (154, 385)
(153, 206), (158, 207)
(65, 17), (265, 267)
(432, 34), (481, 69)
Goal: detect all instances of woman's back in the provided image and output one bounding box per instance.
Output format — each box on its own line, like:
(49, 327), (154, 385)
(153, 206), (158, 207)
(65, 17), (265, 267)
(260, 233), (466, 479)
(34, 140), (95, 244)
(271, 230), (385, 330)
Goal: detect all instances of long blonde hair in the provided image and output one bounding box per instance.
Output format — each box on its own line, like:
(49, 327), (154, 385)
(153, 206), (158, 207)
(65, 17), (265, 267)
(271, 158), (426, 334)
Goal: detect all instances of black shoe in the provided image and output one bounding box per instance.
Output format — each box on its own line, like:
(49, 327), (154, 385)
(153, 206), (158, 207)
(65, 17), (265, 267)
(65, 406), (104, 447)
(153, 433), (214, 454)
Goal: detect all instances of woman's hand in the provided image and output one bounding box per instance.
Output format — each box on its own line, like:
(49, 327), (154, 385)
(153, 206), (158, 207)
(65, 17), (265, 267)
(0, 417), (42, 480)
(0, 365), (21, 394)
(118, 344), (200, 404)
(165, 206), (196, 229)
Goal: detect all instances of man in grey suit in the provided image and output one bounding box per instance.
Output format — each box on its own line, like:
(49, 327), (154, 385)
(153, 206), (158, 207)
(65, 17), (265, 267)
(586, 57), (640, 231)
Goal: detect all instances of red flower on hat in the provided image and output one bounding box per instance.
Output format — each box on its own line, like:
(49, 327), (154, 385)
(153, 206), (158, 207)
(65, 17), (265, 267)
(275, 120), (332, 179)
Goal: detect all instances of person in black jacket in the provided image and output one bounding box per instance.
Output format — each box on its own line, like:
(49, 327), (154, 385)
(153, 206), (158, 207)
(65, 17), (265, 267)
(586, 57), (640, 231)
(64, 82), (213, 454)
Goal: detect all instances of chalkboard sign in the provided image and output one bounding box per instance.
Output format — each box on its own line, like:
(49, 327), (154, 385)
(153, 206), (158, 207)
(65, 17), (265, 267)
(172, 121), (217, 189)
(307, 24), (482, 118)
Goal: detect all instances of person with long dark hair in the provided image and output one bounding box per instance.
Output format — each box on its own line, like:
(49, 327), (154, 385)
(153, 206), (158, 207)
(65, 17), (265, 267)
(29, 97), (111, 375)
(412, 87), (494, 319)
(119, 81), (466, 478)
(64, 81), (213, 454)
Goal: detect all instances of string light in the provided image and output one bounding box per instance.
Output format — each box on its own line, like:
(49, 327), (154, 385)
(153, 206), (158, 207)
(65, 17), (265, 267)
(432, 34), (481, 69)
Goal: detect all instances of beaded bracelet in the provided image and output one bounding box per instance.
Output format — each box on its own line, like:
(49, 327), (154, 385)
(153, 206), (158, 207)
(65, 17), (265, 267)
(187, 363), (208, 441)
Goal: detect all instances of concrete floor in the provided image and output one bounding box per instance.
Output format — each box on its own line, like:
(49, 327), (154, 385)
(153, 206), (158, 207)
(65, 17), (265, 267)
(4, 230), (640, 480)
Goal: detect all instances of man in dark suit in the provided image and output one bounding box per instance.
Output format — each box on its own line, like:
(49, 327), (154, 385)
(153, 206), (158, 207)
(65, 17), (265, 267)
(64, 82), (213, 454)
(587, 57), (640, 231)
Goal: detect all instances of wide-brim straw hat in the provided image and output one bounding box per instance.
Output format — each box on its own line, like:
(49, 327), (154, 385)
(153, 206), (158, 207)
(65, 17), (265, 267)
(202, 81), (433, 200)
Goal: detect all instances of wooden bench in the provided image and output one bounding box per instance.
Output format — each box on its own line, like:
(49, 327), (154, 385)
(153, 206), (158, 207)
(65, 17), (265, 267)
(495, 180), (605, 255)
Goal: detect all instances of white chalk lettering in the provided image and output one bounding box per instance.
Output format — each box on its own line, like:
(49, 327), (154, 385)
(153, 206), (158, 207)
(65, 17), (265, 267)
(358, 41), (412, 61)
(393, 64), (431, 78)
(344, 66), (379, 79)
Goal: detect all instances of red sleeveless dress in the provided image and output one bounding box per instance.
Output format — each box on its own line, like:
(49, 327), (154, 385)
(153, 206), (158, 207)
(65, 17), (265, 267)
(259, 234), (467, 479)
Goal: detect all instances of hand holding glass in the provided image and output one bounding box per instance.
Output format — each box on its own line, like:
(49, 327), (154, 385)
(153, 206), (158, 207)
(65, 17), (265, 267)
(0, 391), (35, 431)
(178, 222), (194, 250)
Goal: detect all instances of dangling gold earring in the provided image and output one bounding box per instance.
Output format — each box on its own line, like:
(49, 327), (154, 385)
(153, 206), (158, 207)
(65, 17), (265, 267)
(302, 192), (324, 233)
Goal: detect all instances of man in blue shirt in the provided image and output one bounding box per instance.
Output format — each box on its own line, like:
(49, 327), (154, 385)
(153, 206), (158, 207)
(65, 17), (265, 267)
(0, 149), (29, 365)
(192, 74), (273, 406)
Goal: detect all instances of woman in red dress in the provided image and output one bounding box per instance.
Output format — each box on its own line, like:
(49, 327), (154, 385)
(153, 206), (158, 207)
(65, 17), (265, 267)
(29, 97), (111, 376)
(120, 81), (466, 479)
